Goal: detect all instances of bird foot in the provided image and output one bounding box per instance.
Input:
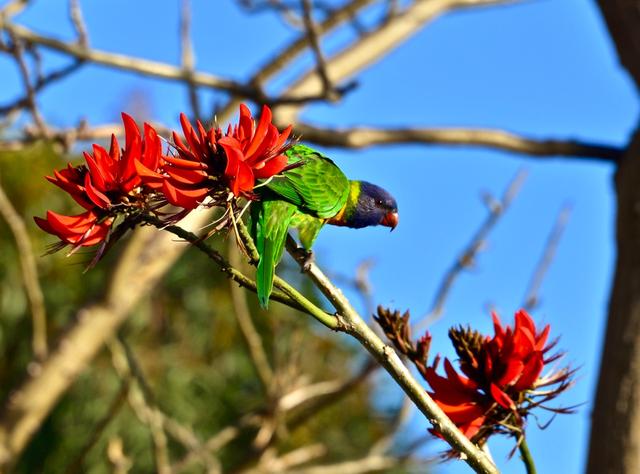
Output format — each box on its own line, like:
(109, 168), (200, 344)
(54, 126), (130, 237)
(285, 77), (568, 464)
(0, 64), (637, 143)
(294, 248), (314, 272)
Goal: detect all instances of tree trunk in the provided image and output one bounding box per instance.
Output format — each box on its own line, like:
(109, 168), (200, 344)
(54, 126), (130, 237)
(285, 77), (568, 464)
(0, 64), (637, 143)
(587, 2), (640, 472)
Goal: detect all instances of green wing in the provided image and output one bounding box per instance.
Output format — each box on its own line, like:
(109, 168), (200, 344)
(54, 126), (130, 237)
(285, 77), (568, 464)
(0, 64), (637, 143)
(250, 199), (296, 308)
(290, 212), (325, 250)
(265, 145), (350, 219)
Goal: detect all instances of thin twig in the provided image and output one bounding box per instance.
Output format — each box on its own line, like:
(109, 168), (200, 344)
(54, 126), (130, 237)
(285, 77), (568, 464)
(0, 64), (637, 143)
(108, 338), (172, 474)
(64, 380), (129, 474)
(0, 176), (47, 359)
(7, 34), (50, 138)
(301, 0), (338, 100)
(420, 170), (528, 328)
(0, 61), (83, 117)
(68, 0), (89, 47)
(522, 204), (572, 311)
(215, 0), (376, 119)
(179, 0), (201, 120)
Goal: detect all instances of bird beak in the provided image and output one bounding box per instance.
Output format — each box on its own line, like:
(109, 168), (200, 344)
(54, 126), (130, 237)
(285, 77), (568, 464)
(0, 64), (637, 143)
(381, 211), (399, 231)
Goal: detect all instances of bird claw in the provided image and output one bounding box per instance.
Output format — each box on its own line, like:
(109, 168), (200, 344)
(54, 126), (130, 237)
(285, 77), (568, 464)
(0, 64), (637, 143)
(295, 248), (314, 272)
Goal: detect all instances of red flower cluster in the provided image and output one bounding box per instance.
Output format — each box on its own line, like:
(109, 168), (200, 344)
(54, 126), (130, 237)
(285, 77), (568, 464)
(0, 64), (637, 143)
(35, 105), (293, 253)
(137, 104), (293, 209)
(35, 113), (162, 249)
(424, 310), (572, 444)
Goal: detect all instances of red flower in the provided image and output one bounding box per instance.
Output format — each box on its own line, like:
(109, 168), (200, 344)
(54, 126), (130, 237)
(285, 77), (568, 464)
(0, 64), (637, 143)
(35, 113), (163, 248)
(425, 357), (489, 439)
(145, 104), (292, 209)
(34, 210), (113, 248)
(424, 309), (571, 445)
(219, 104), (292, 196)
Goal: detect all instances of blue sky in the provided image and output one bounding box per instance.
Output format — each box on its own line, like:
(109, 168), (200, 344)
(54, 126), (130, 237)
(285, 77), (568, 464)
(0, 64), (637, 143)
(3, 0), (638, 472)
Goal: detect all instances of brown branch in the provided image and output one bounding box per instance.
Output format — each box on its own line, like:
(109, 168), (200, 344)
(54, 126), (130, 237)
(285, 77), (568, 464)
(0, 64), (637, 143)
(0, 176), (47, 359)
(7, 34), (50, 138)
(68, 0), (89, 47)
(228, 240), (275, 393)
(294, 123), (623, 161)
(0, 0), (30, 19)
(284, 236), (498, 473)
(522, 204), (572, 311)
(273, 0), (516, 124)
(419, 170), (527, 328)
(0, 61), (83, 117)
(0, 226), (185, 469)
(106, 437), (132, 474)
(301, 0), (339, 101)
(284, 453), (408, 474)
(216, 0), (376, 119)
(0, 21), (255, 96)
(0, 20), (357, 111)
(179, 0), (201, 121)
(64, 380), (129, 474)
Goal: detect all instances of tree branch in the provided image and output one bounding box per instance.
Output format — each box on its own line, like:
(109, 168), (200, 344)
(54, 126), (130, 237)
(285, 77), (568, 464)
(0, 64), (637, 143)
(0, 176), (47, 359)
(284, 236), (498, 473)
(294, 123), (623, 161)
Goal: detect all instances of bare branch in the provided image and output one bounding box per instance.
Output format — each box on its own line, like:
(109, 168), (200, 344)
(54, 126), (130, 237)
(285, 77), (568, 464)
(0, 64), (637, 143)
(68, 0), (89, 47)
(64, 381), (129, 474)
(0, 176), (47, 359)
(294, 122), (623, 161)
(179, 0), (201, 120)
(522, 204), (572, 311)
(1, 21), (254, 96)
(106, 437), (132, 474)
(0, 61), (83, 118)
(284, 235), (498, 473)
(419, 170), (527, 328)
(273, 0), (515, 124)
(228, 239), (275, 392)
(285, 453), (408, 474)
(216, 0), (376, 118)
(7, 35), (50, 138)
(301, 0), (339, 101)
(0, 0), (30, 19)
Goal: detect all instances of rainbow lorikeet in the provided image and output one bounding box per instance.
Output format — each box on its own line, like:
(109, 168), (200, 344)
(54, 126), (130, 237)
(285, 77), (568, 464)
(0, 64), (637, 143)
(250, 144), (399, 308)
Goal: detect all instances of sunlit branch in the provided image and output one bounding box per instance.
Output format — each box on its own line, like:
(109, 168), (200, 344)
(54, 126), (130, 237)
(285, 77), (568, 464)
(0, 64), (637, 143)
(282, 236), (498, 473)
(294, 123), (623, 162)
(273, 0), (516, 124)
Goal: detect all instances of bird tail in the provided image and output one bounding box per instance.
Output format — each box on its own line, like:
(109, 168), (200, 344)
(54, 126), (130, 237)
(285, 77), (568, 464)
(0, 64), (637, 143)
(250, 200), (296, 309)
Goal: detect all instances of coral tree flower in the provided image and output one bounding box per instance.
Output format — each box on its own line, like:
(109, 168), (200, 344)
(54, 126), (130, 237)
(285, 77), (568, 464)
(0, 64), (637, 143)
(35, 113), (163, 249)
(424, 309), (572, 445)
(142, 104), (292, 209)
(220, 104), (293, 196)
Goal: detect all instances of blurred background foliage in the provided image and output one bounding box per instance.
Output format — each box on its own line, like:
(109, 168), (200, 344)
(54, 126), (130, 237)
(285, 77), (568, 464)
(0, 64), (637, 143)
(0, 145), (407, 473)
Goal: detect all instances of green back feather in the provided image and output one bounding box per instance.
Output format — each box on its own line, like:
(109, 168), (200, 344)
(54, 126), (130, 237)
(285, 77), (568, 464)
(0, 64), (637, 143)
(264, 145), (350, 218)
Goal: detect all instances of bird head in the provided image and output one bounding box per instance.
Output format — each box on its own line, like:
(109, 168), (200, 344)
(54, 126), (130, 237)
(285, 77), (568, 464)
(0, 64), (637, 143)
(350, 181), (399, 230)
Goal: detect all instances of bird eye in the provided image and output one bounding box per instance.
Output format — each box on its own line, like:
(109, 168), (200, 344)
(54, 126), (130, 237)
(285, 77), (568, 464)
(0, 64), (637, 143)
(375, 199), (383, 206)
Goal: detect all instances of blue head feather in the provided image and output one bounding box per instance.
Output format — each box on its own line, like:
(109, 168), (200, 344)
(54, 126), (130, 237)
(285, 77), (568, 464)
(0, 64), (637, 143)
(347, 181), (398, 229)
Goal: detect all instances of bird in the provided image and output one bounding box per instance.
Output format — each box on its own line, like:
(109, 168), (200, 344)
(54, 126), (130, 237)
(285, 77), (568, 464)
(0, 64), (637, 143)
(249, 144), (398, 308)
